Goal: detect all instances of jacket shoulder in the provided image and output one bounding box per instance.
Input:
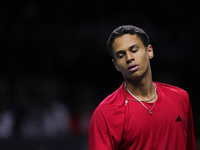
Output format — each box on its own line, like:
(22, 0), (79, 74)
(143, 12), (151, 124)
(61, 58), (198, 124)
(100, 83), (125, 107)
(154, 82), (189, 101)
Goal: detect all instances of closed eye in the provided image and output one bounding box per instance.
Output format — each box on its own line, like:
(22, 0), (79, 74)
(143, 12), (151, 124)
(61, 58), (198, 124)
(130, 44), (139, 53)
(115, 51), (126, 59)
(118, 53), (124, 58)
(131, 49), (138, 53)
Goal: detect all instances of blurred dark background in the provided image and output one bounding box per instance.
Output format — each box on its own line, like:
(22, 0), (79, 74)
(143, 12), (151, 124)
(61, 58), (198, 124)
(0, 0), (200, 149)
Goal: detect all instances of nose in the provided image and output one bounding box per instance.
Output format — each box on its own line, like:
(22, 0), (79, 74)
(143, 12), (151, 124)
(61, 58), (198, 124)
(126, 51), (134, 63)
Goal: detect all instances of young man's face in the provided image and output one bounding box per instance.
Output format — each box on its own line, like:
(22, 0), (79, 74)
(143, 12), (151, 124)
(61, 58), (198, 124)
(112, 34), (153, 81)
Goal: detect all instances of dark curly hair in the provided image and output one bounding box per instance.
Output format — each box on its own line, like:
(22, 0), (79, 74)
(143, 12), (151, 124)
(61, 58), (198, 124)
(107, 25), (149, 59)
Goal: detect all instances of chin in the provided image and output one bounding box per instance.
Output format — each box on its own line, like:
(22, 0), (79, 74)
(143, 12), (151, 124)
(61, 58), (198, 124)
(124, 74), (142, 81)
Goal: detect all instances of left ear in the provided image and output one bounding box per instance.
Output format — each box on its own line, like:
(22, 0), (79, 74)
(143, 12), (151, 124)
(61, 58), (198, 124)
(147, 45), (154, 59)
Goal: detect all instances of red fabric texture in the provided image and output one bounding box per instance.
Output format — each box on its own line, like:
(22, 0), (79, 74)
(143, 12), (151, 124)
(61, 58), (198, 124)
(89, 82), (196, 150)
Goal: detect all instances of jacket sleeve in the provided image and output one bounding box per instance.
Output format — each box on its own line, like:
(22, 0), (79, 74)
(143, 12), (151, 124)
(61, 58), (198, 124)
(186, 101), (196, 150)
(89, 104), (124, 150)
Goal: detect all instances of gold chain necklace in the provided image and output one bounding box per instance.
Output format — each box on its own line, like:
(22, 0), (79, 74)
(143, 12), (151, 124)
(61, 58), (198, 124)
(124, 83), (157, 115)
(123, 84), (156, 102)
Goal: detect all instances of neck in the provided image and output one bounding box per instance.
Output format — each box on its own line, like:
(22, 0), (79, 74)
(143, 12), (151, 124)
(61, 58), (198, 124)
(125, 76), (154, 102)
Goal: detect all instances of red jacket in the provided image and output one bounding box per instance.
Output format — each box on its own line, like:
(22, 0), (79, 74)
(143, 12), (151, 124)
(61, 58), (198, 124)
(89, 82), (196, 150)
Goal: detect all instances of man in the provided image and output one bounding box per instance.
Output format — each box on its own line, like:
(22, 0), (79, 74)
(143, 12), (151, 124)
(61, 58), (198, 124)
(89, 25), (196, 150)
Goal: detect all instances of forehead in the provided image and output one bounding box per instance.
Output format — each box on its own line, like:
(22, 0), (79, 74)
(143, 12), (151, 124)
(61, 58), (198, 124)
(112, 34), (143, 51)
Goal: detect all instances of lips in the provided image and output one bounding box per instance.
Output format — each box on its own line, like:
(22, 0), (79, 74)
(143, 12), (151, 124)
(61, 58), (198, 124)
(128, 64), (139, 72)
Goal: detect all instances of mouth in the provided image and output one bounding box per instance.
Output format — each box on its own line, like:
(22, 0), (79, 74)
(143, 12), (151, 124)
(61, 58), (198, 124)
(128, 64), (139, 72)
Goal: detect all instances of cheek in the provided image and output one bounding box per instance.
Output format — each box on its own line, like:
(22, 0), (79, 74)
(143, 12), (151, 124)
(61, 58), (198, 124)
(117, 65), (125, 71)
(141, 54), (149, 64)
(117, 64), (127, 74)
(137, 56), (149, 70)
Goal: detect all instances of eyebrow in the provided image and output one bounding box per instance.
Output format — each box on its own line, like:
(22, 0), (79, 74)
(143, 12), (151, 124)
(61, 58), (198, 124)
(115, 44), (140, 55)
(129, 44), (139, 50)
